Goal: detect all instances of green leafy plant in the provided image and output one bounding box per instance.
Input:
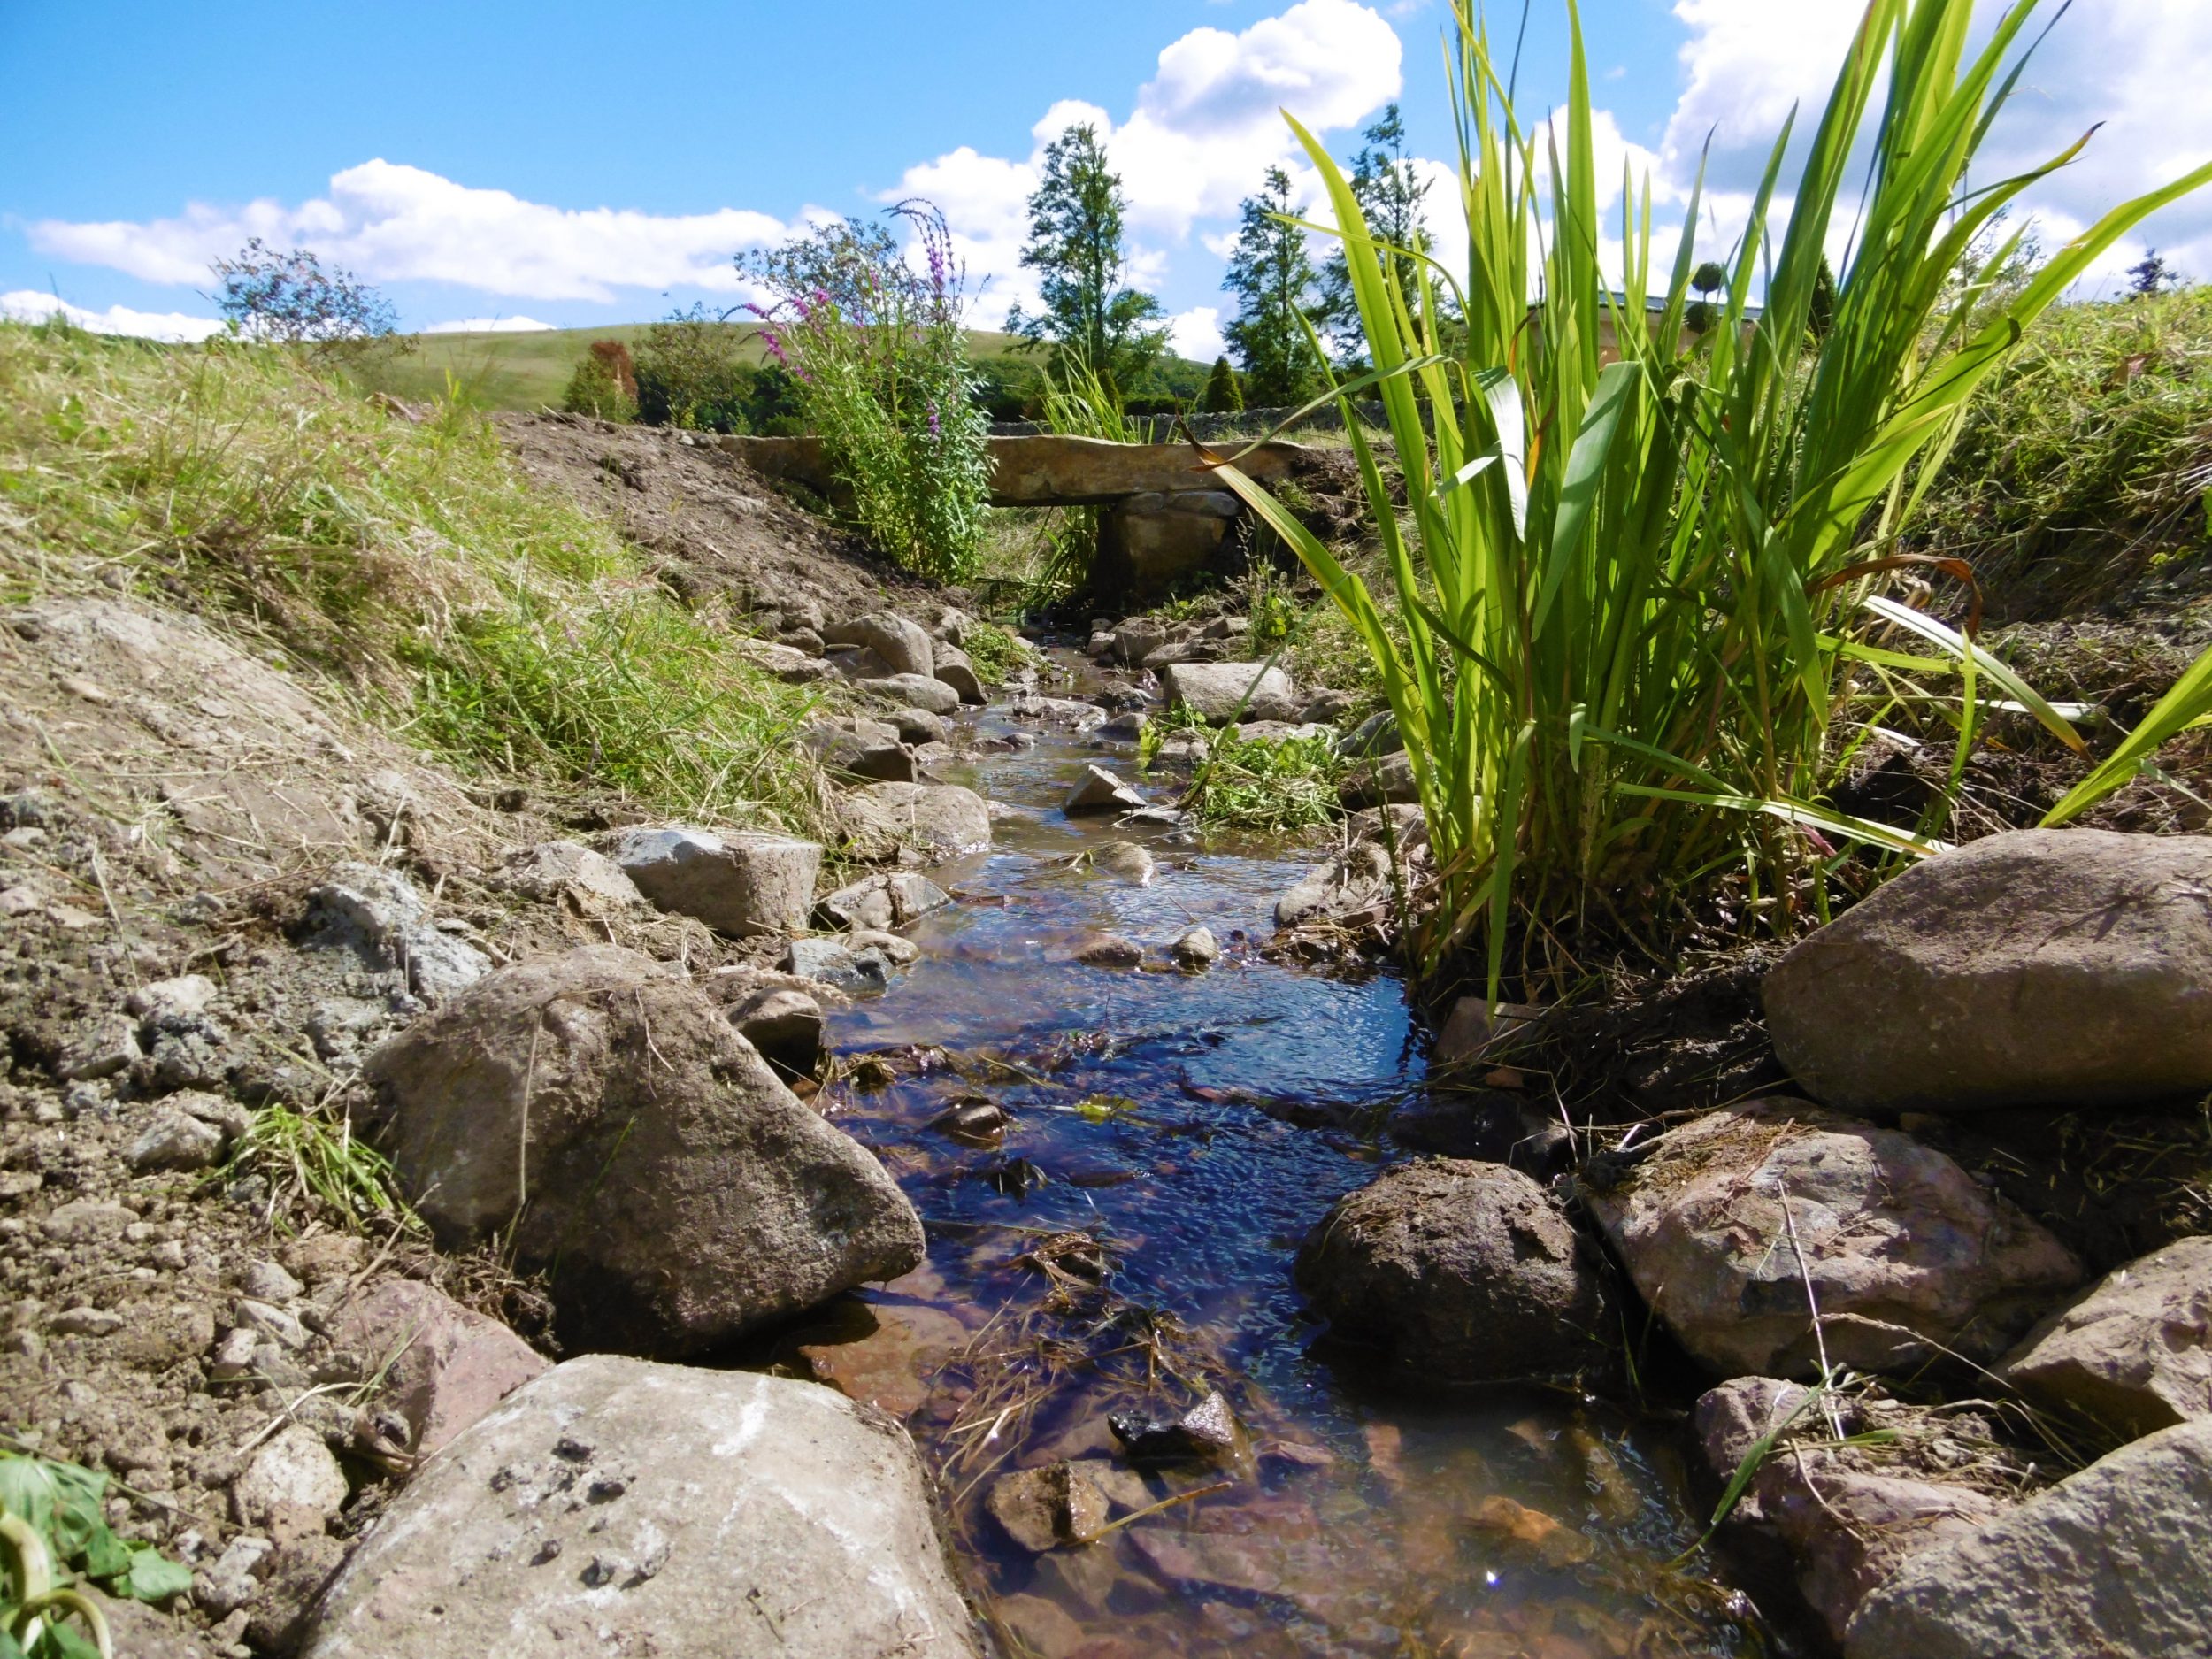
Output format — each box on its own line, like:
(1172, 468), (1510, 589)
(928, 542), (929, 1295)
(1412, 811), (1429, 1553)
(1167, 714), (1344, 833)
(560, 341), (636, 422)
(746, 204), (992, 582)
(0, 1450), (194, 1657)
(1210, 0), (2212, 991)
(957, 619), (1031, 686)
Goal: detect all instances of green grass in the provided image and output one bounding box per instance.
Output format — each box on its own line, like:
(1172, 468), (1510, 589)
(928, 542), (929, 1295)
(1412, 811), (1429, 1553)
(361, 322), (1047, 414)
(1916, 285), (2212, 616)
(1146, 709), (1346, 833)
(0, 319), (831, 835)
(1217, 0), (2212, 992)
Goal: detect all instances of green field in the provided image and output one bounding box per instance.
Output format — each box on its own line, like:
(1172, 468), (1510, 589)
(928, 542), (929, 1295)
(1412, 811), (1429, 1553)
(360, 322), (1042, 412)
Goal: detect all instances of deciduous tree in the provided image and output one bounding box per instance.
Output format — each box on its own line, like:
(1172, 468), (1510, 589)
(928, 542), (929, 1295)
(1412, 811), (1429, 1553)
(1007, 123), (1168, 396)
(1223, 166), (1323, 408)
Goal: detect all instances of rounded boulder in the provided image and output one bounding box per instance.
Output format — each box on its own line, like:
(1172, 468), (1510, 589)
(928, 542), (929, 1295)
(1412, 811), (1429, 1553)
(1294, 1158), (1612, 1386)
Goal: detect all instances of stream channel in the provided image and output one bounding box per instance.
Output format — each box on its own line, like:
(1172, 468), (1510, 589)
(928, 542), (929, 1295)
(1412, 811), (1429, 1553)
(770, 650), (1769, 1658)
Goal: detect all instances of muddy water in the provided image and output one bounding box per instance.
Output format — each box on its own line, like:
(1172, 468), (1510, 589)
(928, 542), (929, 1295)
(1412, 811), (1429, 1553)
(788, 659), (1768, 1659)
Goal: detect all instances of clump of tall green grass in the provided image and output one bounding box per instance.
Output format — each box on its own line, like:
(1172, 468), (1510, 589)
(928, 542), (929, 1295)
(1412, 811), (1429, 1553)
(1916, 284), (2212, 617)
(1213, 0), (2212, 990)
(0, 320), (826, 833)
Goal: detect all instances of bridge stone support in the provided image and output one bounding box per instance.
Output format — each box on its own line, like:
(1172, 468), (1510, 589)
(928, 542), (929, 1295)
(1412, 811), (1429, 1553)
(716, 434), (1309, 601)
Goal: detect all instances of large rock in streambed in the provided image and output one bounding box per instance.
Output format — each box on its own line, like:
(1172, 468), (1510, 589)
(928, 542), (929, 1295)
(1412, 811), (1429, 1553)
(836, 782), (992, 864)
(1843, 1417), (2212, 1659)
(297, 1354), (983, 1659)
(1294, 1159), (1614, 1386)
(1584, 1102), (2080, 1379)
(603, 824), (820, 938)
(1996, 1233), (2212, 1439)
(361, 945), (923, 1356)
(1694, 1376), (2016, 1648)
(859, 672), (960, 716)
(1159, 661), (1297, 725)
(824, 610), (934, 679)
(1763, 829), (2212, 1114)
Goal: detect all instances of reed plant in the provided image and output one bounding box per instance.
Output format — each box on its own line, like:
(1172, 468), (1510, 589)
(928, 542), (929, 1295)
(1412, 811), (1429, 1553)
(1210, 0), (2212, 990)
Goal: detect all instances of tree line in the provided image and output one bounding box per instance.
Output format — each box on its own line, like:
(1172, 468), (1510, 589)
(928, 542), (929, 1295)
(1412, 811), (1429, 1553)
(1003, 107), (1433, 415)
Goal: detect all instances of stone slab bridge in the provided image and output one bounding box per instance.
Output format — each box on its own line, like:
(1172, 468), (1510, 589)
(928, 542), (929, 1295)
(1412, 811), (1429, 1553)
(717, 434), (1311, 598)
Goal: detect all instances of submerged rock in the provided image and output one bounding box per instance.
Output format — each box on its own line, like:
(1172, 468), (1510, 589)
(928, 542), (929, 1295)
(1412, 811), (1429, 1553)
(1295, 1159), (1612, 1386)
(362, 945), (923, 1356)
(1092, 841), (1157, 886)
(297, 1355), (983, 1659)
(1998, 1234), (2212, 1438)
(987, 1463), (1110, 1553)
(1764, 829), (2212, 1114)
(1071, 931), (1143, 969)
(1584, 1102), (2081, 1378)
(603, 824), (820, 939)
(1109, 1390), (1246, 1464)
(1844, 1417), (2212, 1659)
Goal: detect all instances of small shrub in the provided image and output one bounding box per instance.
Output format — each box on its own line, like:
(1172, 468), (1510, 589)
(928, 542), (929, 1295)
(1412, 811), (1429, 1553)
(1153, 710), (1343, 833)
(632, 307), (752, 431)
(1199, 355), (1244, 413)
(744, 203), (992, 582)
(211, 238), (407, 368)
(561, 341), (637, 421)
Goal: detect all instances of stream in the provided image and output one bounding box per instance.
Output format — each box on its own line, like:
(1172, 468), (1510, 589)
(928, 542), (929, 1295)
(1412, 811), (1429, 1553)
(777, 651), (1770, 1659)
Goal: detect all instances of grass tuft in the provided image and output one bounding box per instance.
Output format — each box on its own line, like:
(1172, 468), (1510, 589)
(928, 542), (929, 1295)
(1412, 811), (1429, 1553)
(0, 320), (828, 833)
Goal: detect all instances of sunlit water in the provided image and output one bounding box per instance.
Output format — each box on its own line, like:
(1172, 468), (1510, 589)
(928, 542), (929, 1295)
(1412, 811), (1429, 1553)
(772, 657), (1772, 1659)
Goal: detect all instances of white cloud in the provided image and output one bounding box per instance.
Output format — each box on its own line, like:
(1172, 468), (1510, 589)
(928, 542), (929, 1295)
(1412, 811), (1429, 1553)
(1, 288), (223, 342)
(421, 316), (557, 334)
(1652, 0), (2212, 289)
(29, 161), (798, 303)
(1168, 304), (1228, 361)
(887, 0), (1402, 324)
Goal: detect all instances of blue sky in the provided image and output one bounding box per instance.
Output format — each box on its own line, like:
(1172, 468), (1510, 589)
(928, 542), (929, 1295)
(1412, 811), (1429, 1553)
(5, 1), (2209, 355)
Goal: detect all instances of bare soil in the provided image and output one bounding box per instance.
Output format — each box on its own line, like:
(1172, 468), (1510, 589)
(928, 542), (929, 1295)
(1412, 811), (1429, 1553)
(495, 411), (945, 618)
(0, 594), (810, 1651)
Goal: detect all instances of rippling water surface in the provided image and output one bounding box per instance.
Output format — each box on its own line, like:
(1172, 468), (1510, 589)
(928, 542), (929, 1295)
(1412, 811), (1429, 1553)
(778, 660), (1770, 1659)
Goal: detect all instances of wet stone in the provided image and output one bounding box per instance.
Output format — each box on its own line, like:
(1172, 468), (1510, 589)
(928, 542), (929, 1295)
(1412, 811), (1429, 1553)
(987, 1462), (1110, 1553)
(1109, 1390), (1246, 1465)
(1072, 931), (1143, 969)
(930, 1100), (1009, 1148)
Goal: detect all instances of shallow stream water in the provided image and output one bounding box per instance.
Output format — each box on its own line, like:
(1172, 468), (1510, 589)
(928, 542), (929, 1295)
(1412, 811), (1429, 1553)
(776, 655), (1770, 1659)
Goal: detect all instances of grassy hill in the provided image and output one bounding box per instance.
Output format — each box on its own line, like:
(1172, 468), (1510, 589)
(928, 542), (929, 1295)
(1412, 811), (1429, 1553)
(360, 322), (1046, 413)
